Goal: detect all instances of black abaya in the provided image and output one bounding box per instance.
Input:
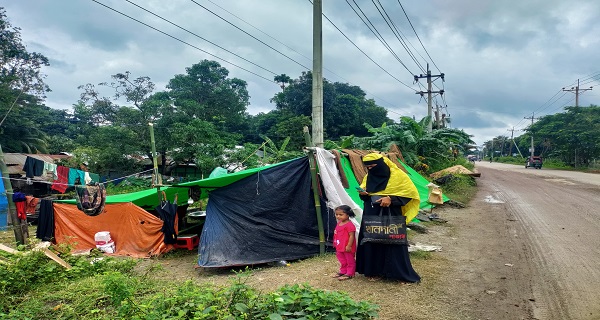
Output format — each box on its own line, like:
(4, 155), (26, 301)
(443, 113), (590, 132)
(355, 196), (421, 282)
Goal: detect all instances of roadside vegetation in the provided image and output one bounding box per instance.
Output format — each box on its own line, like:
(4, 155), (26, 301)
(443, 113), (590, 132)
(482, 106), (600, 171)
(488, 156), (595, 171)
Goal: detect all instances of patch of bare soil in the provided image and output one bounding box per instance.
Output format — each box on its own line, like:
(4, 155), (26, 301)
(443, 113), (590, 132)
(141, 188), (535, 320)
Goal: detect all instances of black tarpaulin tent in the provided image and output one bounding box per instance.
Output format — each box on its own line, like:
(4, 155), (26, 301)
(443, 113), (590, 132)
(187, 157), (334, 267)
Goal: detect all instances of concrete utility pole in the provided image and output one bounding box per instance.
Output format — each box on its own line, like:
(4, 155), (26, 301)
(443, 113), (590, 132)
(434, 105), (442, 128)
(414, 64), (444, 132)
(563, 79), (593, 107)
(312, 0), (324, 148)
(507, 127), (524, 158)
(524, 113), (539, 158)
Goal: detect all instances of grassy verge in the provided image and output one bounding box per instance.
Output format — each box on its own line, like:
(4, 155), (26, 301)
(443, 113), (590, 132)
(436, 174), (478, 205)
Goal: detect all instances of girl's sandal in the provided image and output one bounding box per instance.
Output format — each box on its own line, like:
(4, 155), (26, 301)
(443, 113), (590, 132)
(331, 273), (344, 278)
(338, 275), (353, 281)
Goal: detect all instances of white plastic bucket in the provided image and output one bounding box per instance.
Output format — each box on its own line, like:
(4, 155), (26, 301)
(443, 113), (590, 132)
(94, 231), (111, 245)
(97, 242), (115, 253)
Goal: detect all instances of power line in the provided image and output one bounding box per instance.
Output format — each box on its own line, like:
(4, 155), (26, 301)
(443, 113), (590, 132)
(90, 0), (276, 84)
(307, 0), (417, 92)
(562, 79), (593, 107)
(346, 0), (415, 75)
(202, 0), (403, 111)
(205, 0), (311, 62)
(397, 0), (441, 73)
(378, 0), (430, 72)
(372, 0), (425, 73)
(123, 0), (278, 76)
(189, 0), (310, 71)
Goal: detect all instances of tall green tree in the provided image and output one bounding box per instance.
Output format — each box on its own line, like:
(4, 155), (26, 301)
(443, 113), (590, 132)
(167, 60), (250, 133)
(73, 62), (255, 176)
(0, 8), (53, 152)
(270, 71), (390, 141)
(527, 105), (600, 166)
(0, 8), (50, 97)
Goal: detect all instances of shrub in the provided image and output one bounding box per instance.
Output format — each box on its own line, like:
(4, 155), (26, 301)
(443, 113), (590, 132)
(0, 248), (136, 313)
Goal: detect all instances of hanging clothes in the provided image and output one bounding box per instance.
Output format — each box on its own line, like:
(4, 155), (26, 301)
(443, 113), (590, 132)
(36, 199), (55, 241)
(89, 173), (100, 183)
(75, 183), (106, 216)
(52, 166), (70, 193)
(155, 192), (178, 244)
(23, 156), (45, 178)
(67, 168), (79, 185)
(43, 162), (58, 180)
(24, 196), (39, 214)
(76, 170), (86, 184)
(84, 172), (92, 185)
(12, 192), (27, 220)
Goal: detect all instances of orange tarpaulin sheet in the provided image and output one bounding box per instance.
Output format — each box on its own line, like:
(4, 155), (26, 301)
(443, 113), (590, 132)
(53, 202), (175, 258)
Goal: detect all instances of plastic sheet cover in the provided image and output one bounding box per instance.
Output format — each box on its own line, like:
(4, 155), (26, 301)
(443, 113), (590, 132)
(198, 157), (335, 267)
(54, 202), (174, 257)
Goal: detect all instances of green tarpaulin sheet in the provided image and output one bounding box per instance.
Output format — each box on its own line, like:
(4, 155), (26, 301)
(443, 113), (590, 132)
(56, 159), (294, 209)
(400, 162), (449, 209)
(339, 152), (449, 210)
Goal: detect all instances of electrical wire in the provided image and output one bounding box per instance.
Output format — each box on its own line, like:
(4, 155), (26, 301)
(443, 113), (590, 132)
(123, 0), (277, 76)
(202, 0), (405, 111)
(346, 0), (414, 75)
(372, 0), (425, 73)
(90, 0), (276, 84)
(307, 0), (418, 92)
(189, 0), (310, 70)
(397, 0), (441, 73)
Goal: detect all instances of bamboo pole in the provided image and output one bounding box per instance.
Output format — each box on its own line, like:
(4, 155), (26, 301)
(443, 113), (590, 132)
(303, 126), (325, 254)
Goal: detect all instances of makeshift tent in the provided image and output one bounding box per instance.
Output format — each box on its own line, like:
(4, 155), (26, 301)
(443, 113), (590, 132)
(51, 161), (294, 259)
(176, 150), (447, 267)
(54, 186), (187, 257)
(177, 157), (335, 268)
(54, 202), (175, 258)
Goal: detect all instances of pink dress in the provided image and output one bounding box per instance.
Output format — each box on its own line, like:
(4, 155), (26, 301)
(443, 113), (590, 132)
(333, 221), (356, 276)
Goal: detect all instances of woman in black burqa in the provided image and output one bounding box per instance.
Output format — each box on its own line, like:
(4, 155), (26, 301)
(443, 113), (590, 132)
(355, 153), (421, 282)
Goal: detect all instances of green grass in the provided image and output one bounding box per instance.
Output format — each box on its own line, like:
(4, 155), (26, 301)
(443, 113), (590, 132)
(409, 250), (433, 260)
(438, 174), (478, 205)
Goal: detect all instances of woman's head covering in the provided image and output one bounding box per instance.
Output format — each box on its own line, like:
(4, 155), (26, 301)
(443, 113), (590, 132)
(360, 153), (420, 223)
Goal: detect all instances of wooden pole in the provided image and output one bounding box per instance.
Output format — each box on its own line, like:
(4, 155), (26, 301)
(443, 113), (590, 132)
(0, 145), (28, 244)
(303, 126), (325, 254)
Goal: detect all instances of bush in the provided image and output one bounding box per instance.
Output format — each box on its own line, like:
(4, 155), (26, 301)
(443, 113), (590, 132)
(436, 173), (477, 204)
(0, 248), (137, 313)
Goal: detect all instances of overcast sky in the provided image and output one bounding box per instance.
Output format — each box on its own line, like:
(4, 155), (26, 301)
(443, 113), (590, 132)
(4, 0), (600, 146)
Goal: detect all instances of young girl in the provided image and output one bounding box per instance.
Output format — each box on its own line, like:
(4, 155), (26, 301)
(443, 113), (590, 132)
(332, 205), (356, 281)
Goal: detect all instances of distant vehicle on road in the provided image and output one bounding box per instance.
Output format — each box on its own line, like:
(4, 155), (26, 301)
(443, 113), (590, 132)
(525, 156), (543, 169)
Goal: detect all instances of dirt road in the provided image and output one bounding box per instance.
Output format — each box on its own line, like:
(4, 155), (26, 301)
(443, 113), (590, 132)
(470, 162), (600, 320)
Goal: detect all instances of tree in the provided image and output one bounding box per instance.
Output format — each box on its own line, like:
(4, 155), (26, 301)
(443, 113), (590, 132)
(274, 74), (292, 90)
(351, 116), (474, 172)
(525, 105), (600, 166)
(0, 8), (54, 152)
(0, 8), (50, 97)
(270, 71), (391, 141)
(167, 60), (250, 133)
